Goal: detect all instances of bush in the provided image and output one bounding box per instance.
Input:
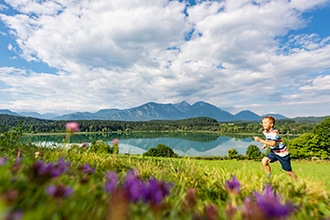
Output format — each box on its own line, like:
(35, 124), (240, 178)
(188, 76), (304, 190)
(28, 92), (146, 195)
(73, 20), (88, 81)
(246, 144), (262, 159)
(89, 140), (116, 154)
(228, 148), (238, 159)
(143, 144), (178, 158)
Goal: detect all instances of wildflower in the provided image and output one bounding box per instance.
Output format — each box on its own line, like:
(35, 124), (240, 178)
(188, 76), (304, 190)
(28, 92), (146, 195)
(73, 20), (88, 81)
(2, 189), (19, 205)
(5, 210), (23, 220)
(182, 188), (198, 211)
(112, 138), (119, 145)
(247, 185), (296, 219)
(241, 197), (253, 216)
(112, 138), (119, 154)
(30, 161), (56, 182)
(81, 142), (89, 147)
(55, 157), (71, 173)
(0, 157), (7, 166)
(35, 151), (40, 158)
(122, 169), (145, 202)
(77, 163), (94, 184)
(104, 171), (119, 193)
(65, 122), (79, 133)
(46, 184), (73, 199)
(81, 163), (95, 175)
(225, 176), (240, 195)
(142, 178), (173, 205)
(204, 204), (219, 220)
(29, 158), (70, 183)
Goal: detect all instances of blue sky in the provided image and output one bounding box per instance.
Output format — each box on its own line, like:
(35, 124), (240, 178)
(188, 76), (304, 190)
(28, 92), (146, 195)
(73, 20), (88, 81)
(0, 0), (330, 118)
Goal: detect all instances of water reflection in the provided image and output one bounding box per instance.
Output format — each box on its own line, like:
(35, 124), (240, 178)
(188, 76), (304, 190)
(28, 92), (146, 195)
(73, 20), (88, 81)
(23, 133), (255, 156)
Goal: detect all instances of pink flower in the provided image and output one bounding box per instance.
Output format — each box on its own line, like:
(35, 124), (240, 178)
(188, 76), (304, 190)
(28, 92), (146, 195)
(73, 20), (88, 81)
(66, 122), (79, 133)
(112, 138), (119, 145)
(82, 142), (89, 147)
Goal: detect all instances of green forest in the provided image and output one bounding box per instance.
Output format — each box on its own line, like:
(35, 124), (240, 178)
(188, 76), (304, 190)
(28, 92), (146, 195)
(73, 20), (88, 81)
(0, 114), (320, 134)
(1, 114), (330, 159)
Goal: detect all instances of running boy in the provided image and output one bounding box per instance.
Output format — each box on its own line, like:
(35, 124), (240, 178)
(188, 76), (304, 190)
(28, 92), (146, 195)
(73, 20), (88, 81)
(253, 116), (297, 180)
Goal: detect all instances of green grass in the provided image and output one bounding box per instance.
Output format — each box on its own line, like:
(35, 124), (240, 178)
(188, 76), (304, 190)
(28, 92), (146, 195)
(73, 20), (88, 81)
(1, 143), (329, 219)
(198, 159), (330, 191)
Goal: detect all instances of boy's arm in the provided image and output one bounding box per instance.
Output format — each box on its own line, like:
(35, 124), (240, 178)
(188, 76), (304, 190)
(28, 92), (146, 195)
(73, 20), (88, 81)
(253, 136), (276, 147)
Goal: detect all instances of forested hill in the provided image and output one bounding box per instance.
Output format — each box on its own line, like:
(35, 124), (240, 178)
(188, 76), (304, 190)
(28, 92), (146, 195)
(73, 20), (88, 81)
(0, 113), (321, 135)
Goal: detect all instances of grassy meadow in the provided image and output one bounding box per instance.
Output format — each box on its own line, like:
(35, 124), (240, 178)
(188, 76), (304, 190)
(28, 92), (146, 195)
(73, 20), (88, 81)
(0, 142), (329, 220)
(200, 159), (330, 191)
(0, 122), (329, 220)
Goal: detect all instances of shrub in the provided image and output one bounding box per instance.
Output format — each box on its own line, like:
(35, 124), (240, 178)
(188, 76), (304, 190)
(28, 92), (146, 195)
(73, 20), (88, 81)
(143, 144), (178, 158)
(89, 140), (114, 154)
(246, 144), (262, 159)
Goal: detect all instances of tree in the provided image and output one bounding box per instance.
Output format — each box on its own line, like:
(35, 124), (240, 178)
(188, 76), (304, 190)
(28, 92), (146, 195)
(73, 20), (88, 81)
(312, 117), (330, 156)
(228, 148), (238, 159)
(287, 117), (330, 159)
(143, 144), (178, 158)
(246, 145), (261, 159)
(287, 133), (318, 159)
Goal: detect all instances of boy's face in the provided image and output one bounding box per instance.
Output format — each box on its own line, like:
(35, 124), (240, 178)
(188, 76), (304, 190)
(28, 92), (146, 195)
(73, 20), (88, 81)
(261, 118), (273, 131)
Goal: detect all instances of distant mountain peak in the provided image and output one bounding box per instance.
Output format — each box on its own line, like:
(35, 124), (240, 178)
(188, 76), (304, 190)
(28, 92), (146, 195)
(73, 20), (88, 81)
(0, 109), (19, 116)
(0, 101), (288, 122)
(235, 110), (261, 121)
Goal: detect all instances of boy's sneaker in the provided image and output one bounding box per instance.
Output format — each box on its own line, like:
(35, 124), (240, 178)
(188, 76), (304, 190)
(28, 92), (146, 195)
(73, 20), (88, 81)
(267, 173), (272, 178)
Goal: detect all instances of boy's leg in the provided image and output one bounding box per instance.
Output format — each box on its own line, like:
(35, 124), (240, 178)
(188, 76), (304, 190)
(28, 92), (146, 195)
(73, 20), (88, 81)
(262, 152), (277, 176)
(278, 155), (298, 181)
(287, 171), (297, 181)
(261, 156), (272, 175)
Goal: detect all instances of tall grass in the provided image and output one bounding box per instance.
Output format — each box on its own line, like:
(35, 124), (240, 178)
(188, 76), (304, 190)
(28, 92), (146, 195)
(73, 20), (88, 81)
(1, 142), (329, 219)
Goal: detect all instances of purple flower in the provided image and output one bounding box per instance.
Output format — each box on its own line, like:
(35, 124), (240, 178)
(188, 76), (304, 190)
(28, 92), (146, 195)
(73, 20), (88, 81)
(142, 178), (173, 204)
(82, 163), (95, 174)
(5, 210), (23, 220)
(46, 184), (73, 199)
(29, 158), (70, 183)
(0, 157), (7, 166)
(104, 171), (119, 193)
(30, 161), (55, 182)
(122, 170), (145, 202)
(252, 185), (296, 218)
(121, 169), (173, 204)
(55, 157), (71, 173)
(225, 176), (240, 195)
(104, 169), (173, 205)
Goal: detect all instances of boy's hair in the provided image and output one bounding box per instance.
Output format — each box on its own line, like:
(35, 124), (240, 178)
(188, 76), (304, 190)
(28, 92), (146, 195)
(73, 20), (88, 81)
(262, 115), (275, 125)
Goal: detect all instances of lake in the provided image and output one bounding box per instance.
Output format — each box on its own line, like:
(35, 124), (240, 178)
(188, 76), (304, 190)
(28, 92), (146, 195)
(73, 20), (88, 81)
(23, 132), (258, 156)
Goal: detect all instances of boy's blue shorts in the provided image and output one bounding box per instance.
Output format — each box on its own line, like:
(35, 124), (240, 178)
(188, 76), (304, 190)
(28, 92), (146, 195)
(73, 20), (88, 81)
(266, 151), (292, 172)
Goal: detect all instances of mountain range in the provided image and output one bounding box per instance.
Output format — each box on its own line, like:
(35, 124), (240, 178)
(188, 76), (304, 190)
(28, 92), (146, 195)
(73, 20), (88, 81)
(0, 101), (287, 122)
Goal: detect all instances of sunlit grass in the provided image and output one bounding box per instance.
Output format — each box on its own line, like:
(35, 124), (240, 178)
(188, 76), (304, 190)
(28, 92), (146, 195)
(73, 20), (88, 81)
(199, 159), (330, 191)
(1, 142), (329, 219)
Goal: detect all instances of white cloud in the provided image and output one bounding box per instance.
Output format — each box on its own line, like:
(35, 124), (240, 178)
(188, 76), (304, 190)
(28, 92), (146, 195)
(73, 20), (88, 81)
(7, 43), (13, 50)
(0, 0), (329, 117)
(300, 74), (330, 92)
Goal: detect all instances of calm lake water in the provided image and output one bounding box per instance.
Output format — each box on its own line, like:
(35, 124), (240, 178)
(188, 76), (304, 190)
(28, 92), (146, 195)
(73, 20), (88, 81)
(24, 132), (258, 157)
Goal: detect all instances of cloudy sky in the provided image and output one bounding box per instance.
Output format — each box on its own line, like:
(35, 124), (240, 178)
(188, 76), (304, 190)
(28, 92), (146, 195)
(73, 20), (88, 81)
(1, 0), (330, 118)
